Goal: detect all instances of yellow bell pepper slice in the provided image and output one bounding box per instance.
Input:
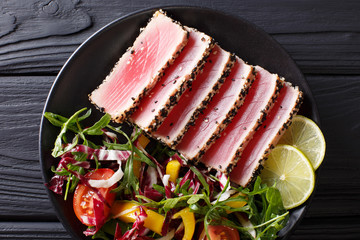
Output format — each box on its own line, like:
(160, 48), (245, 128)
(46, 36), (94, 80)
(166, 159), (181, 183)
(137, 134), (150, 147)
(111, 201), (164, 235)
(172, 207), (195, 240)
(133, 134), (151, 178)
(225, 193), (247, 213)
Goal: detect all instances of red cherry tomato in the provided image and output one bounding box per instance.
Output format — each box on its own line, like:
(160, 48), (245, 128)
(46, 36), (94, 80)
(205, 225), (240, 240)
(73, 168), (117, 226)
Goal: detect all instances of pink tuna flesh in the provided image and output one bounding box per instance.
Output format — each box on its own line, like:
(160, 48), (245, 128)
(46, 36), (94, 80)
(200, 66), (282, 172)
(230, 82), (303, 187)
(131, 28), (213, 131)
(177, 57), (255, 161)
(89, 11), (188, 122)
(154, 44), (234, 147)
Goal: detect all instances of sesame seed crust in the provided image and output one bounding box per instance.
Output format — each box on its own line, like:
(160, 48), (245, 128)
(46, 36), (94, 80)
(89, 10), (189, 123)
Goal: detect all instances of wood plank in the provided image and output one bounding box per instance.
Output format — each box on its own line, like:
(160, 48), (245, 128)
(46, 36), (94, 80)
(0, 0), (359, 75)
(0, 222), (71, 239)
(0, 76), (57, 219)
(0, 217), (359, 240)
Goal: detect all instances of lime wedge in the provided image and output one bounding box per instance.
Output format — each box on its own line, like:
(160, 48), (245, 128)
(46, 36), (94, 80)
(260, 145), (315, 209)
(278, 115), (326, 170)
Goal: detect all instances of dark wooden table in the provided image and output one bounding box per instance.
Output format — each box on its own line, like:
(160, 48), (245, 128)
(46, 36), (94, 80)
(1, 0), (359, 239)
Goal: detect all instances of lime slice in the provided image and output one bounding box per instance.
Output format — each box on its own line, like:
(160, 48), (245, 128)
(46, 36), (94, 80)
(278, 115), (326, 170)
(260, 145), (315, 209)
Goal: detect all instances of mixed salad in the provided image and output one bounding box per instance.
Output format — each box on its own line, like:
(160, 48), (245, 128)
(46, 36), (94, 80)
(44, 108), (289, 240)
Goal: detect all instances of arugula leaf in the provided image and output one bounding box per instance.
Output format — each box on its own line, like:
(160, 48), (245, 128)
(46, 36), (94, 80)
(130, 125), (142, 143)
(108, 125), (139, 195)
(132, 147), (156, 168)
(51, 108), (88, 157)
(187, 194), (204, 205)
(152, 184), (165, 195)
(103, 142), (130, 151)
(83, 113), (111, 135)
(190, 166), (210, 196)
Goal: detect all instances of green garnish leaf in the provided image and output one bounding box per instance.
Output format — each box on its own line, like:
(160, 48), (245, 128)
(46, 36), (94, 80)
(51, 108), (88, 157)
(190, 166), (210, 196)
(83, 113), (111, 135)
(187, 194), (204, 205)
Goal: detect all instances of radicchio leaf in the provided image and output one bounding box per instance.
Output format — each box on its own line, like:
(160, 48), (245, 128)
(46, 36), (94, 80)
(143, 186), (164, 202)
(68, 145), (131, 161)
(45, 175), (66, 195)
(82, 198), (106, 236)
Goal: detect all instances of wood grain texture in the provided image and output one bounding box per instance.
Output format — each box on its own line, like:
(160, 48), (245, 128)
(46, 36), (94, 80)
(0, 217), (359, 240)
(0, 76), (56, 220)
(0, 222), (71, 239)
(0, 0), (359, 74)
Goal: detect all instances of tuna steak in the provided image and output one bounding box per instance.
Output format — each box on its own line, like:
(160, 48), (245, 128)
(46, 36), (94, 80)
(131, 27), (214, 132)
(176, 57), (255, 161)
(230, 82), (303, 187)
(154, 44), (235, 147)
(89, 11), (189, 123)
(200, 66), (283, 173)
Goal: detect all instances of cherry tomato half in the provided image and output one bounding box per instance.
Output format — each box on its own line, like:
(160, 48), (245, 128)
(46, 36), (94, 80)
(73, 168), (117, 226)
(205, 225), (240, 240)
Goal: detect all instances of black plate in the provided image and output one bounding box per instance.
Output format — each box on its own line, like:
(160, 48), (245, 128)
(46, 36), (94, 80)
(39, 6), (320, 240)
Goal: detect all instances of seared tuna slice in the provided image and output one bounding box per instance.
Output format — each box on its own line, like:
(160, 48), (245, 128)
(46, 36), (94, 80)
(154, 44), (235, 147)
(131, 27), (214, 132)
(89, 11), (189, 123)
(200, 66), (283, 172)
(230, 82), (303, 187)
(176, 57), (255, 161)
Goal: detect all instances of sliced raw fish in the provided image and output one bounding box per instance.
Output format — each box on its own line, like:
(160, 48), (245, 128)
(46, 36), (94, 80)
(200, 66), (283, 172)
(230, 82), (303, 187)
(131, 27), (214, 132)
(154, 44), (235, 147)
(177, 57), (256, 161)
(89, 11), (189, 123)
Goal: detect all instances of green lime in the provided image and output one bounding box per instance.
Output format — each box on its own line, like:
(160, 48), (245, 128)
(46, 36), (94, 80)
(260, 145), (315, 209)
(278, 115), (326, 170)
